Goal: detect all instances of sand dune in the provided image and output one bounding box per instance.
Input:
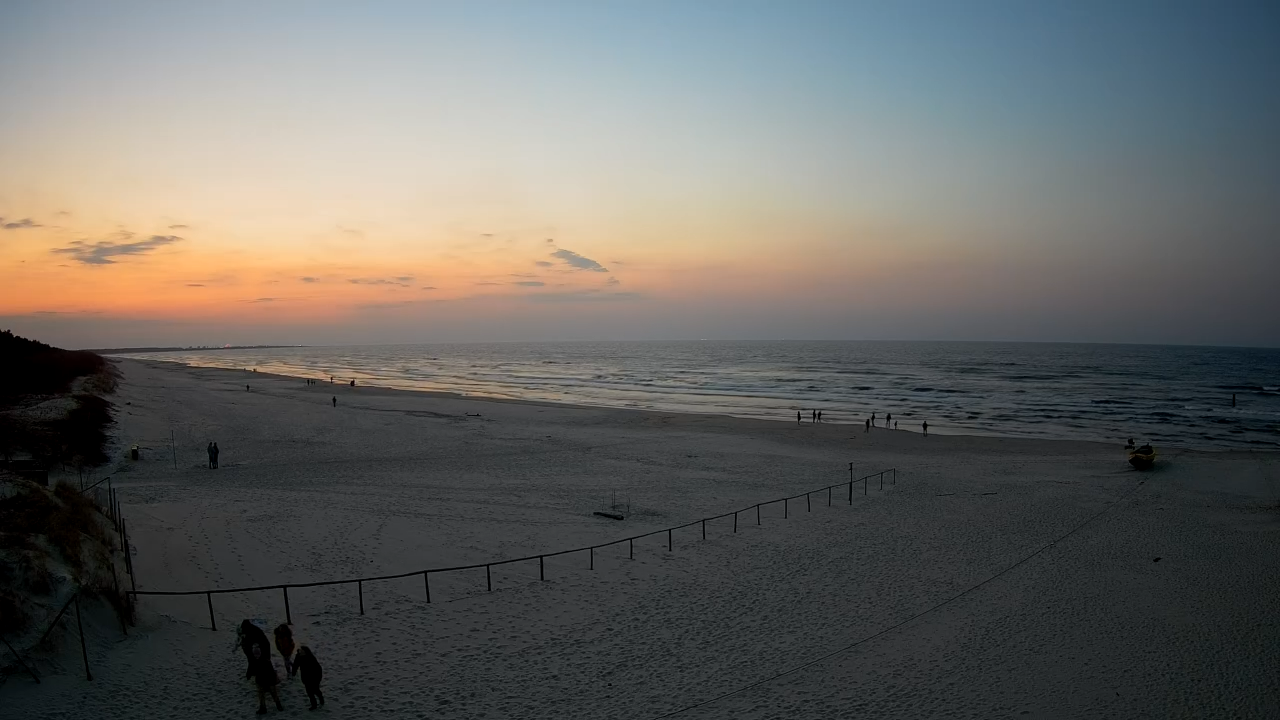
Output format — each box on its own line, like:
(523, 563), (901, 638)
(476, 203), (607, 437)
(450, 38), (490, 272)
(2, 358), (1276, 719)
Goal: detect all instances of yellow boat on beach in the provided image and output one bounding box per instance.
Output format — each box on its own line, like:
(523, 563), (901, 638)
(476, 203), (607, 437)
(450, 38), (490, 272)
(1128, 444), (1156, 470)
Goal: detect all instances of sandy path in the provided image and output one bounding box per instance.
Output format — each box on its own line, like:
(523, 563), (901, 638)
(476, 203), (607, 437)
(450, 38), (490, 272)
(1, 358), (1276, 719)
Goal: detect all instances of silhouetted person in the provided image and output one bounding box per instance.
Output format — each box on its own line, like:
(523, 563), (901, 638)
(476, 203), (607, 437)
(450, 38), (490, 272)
(350, 379), (355, 387)
(239, 620), (271, 680)
(332, 396), (337, 407)
(871, 412), (877, 428)
(246, 384), (250, 391)
(811, 409), (817, 423)
(274, 624), (295, 677)
(207, 442), (215, 469)
(293, 646), (325, 709)
(797, 411), (801, 425)
(894, 420), (898, 430)
(865, 418), (870, 433)
(212, 442), (220, 469)
(922, 421), (928, 437)
(886, 412), (892, 428)
(818, 410), (823, 423)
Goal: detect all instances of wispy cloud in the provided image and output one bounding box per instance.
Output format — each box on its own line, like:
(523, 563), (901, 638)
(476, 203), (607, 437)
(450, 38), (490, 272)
(551, 248), (608, 273)
(300, 276), (319, 283)
(247, 297), (278, 303)
(535, 261), (553, 267)
(421, 286), (437, 290)
(186, 283), (206, 287)
(2, 217), (41, 230)
(606, 276), (620, 286)
(348, 276), (413, 287)
(514, 281), (545, 287)
(51, 234), (182, 265)
(169, 224), (189, 230)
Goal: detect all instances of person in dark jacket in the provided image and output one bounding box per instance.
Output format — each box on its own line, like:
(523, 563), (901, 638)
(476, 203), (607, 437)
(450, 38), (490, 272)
(274, 624), (295, 676)
(239, 620), (271, 680)
(207, 442), (215, 468)
(249, 638), (283, 714)
(293, 645), (325, 709)
(212, 442), (220, 468)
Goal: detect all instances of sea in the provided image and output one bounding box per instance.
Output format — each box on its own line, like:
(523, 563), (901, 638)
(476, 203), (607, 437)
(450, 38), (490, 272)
(119, 342), (1280, 450)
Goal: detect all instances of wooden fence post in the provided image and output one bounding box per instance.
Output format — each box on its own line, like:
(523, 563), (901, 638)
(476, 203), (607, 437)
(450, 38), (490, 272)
(540, 556), (545, 580)
(893, 467), (897, 485)
(864, 474), (868, 496)
(358, 581), (364, 615)
(486, 565), (492, 591)
(880, 471), (884, 491)
(701, 519), (706, 540)
(283, 587), (291, 624)
(784, 497), (788, 519)
(756, 504), (761, 525)
(733, 512), (737, 533)
(423, 572), (431, 603)
(629, 538), (634, 559)
(207, 592), (216, 631)
(590, 547), (594, 570)
(848, 463), (853, 504)
(828, 486), (832, 506)
(74, 596), (92, 681)
(807, 493), (811, 512)
(667, 528), (672, 551)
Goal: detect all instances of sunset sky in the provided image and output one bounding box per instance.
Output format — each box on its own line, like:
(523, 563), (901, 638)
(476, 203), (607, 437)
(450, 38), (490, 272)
(2, 1), (1278, 348)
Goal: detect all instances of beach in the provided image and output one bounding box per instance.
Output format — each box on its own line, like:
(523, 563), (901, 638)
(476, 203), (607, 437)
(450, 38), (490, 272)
(2, 357), (1277, 719)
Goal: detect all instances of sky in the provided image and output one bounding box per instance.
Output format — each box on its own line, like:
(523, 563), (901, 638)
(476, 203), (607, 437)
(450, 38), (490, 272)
(2, 0), (1278, 348)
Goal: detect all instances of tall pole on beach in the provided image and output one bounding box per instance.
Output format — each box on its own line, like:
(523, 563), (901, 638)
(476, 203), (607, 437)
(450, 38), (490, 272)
(170, 429), (177, 470)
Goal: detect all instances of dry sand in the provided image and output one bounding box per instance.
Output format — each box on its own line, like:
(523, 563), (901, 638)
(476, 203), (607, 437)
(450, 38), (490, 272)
(2, 358), (1277, 719)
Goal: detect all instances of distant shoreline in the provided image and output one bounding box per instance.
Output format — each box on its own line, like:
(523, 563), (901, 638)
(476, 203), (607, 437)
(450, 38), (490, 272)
(88, 345), (304, 355)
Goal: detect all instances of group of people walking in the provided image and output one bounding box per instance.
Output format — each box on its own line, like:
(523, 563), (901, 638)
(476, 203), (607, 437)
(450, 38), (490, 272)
(206, 442), (220, 469)
(796, 410), (926, 436)
(238, 620), (325, 714)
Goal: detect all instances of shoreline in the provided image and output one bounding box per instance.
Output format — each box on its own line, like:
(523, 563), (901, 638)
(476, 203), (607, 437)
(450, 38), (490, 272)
(116, 355), (1273, 456)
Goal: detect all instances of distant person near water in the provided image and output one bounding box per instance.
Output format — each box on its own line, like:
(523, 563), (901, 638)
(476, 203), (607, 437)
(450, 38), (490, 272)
(797, 411), (801, 425)
(332, 396), (337, 407)
(811, 409), (817, 423)
(871, 412), (877, 428)
(212, 442), (220, 468)
(886, 412), (892, 428)
(350, 379), (355, 387)
(818, 410), (823, 423)
(864, 418), (870, 433)
(894, 420), (898, 430)
(922, 421), (928, 437)
(207, 442), (215, 468)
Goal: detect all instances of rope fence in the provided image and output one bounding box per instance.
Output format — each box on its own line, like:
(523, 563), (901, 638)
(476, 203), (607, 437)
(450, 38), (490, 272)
(127, 466), (897, 630)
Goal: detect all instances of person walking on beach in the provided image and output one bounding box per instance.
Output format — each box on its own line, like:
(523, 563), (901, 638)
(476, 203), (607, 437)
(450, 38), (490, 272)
(865, 418), (870, 433)
(811, 409), (817, 423)
(797, 410), (801, 425)
(894, 420), (898, 430)
(922, 420), (928, 437)
(818, 410), (823, 423)
(250, 638), (283, 714)
(273, 624), (296, 676)
(238, 620), (271, 680)
(212, 442), (220, 469)
(871, 412), (877, 428)
(332, 396), (337, 407)
(886, 412), (892, 428)
(350, 379), (355, 387)
(207, 442), (215, 469)
(293, 646), (325, 709)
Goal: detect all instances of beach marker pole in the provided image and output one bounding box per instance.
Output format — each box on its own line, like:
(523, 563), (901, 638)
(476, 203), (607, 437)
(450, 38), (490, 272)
(880, 471), (884, 491)
(283, 587), (291, 624)
(629, 538), (634, 559)
(756, 504), (761, 525)
(170, 429), (177, 470)
(828, 486), (832, 506)
(540, 556), (545, 580)
(701, 519), (706, 540)
(486, 565), (492, 592)
(74, 595), (92, 681)
(423, 572), (431, 603)
(668, 529), (673, 552)
(590, 547), (594, 570)
(733, 512), (737, 533)
(358, 581), (364, 615)
(894, 468), (897, 485)
(864, 474), (868, 496)
(206, 592), (216, 631)
(807, 493), (811, 512)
